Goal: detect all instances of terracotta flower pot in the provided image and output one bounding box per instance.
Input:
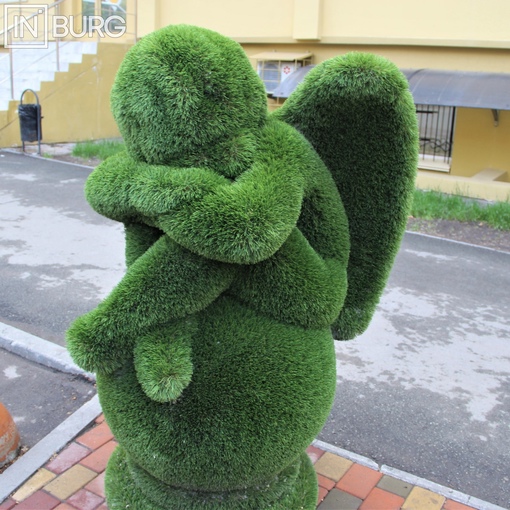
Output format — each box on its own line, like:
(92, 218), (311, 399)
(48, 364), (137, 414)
(0, 402), (20, 468)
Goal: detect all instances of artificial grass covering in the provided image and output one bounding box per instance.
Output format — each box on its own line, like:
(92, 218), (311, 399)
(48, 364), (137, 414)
(67, 24), (418, 509)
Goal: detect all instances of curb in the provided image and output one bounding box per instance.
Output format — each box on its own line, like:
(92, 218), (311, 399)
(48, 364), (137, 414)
(0, 395), (101, 504)
(0, 322), (94, 381)
(405, 230), (510, 255)
(1, 148), (95, 170)
(379, 466), (508, 510)
(312, 439), (379, 470)
(313, 440), (508, 510)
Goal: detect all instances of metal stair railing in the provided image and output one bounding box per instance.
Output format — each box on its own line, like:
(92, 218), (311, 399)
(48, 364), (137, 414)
(0, 0), (137, 105)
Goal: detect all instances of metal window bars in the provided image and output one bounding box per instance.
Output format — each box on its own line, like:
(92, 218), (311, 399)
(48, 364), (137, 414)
(416, 104), (456, 166)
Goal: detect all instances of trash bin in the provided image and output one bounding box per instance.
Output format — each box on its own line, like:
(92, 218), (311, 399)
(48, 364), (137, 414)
(19, 89), (42, 154)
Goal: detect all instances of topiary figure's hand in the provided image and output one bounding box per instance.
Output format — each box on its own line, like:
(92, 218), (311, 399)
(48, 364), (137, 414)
(66, 307), (133, 374)
(67, 235), (235, 374)
(134, 320), (196, 403)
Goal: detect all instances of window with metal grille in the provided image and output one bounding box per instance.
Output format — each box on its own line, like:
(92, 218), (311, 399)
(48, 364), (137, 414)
(251, 52), (312, 95)
(257, 61), (283, 94)
(416, 104), (456, 168)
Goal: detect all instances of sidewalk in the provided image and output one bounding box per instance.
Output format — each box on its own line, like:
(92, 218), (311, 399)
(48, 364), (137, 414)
(0, 412), (487, 510)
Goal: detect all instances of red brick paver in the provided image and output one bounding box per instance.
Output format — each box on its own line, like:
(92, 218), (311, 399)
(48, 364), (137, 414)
(85, 471), (106, 498)
(443, 500), (478, 510)
(317, 486), (328, 505)
(76, 422), (114, 451)
(67, 488), (104, 510)
(336, 463), (383, 499)
(79, 440), (117, 473)
(14, 490), (60, 510)
(317, 474), (336, 491)
(359, 487), (406, 510)
(306, 445), (325, 464)
(47, 443), (91, 475)
(0, 499), (16, 510)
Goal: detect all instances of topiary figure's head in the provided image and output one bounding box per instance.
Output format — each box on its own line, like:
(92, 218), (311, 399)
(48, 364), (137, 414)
(111, 24), (268, 178)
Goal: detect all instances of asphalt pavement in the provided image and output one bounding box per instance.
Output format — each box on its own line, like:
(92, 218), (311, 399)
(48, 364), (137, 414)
(325, 233), (510, 507)
(1, 150), (509, 508)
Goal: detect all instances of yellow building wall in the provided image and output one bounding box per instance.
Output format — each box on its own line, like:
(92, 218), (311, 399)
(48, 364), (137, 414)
(320, 0), (510, 46)
(133, 0), (510, 49)
(141, 0), (294, 39)
(242, 42), (510, 74)
(451, 108), (510, 179)
(2, 0), (509, 200)
(0, 42), (129, 147)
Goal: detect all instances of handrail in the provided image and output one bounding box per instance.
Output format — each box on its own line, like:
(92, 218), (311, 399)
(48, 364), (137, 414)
(1, 0), (137, 105)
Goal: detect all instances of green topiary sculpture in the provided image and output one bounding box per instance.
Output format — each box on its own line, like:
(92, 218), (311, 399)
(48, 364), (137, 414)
(67, 24), (418, 509)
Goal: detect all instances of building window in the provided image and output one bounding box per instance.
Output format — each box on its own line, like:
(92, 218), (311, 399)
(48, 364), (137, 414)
(82, 0), (126, 33)
(251, 52), (312, 95)
(416, 104), (456, 171)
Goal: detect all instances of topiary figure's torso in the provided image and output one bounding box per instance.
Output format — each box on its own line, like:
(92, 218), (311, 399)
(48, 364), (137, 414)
(67, 24), (418, 509)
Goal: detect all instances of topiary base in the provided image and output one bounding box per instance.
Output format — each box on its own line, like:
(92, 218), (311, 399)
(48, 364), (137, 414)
(105, 446), (318, 510)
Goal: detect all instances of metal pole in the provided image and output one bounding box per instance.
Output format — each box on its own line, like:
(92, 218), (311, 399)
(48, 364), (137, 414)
(133, 0), (137, 42)
(55, 2), (60, 71)
(8, 34), (14, 101)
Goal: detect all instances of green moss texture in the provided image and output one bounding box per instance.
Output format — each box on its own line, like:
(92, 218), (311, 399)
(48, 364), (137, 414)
(66, 24), (417, 509)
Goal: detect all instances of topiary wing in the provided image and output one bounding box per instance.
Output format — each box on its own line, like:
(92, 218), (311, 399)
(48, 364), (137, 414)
(273, 52), (418, 340)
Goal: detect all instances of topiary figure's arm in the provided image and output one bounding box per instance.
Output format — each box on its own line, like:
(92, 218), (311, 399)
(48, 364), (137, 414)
(84, 151), (229, 225)
(124, 222), (164, 267)
(230, 227), (348, 329)
(132, 121), (308, 265)
(85, 145), (305, 266)
(67, 235), (235, 374)
(273, 53), (418, 340)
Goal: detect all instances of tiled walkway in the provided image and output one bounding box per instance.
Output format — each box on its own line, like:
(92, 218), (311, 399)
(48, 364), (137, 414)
(1, 415), (478, 510)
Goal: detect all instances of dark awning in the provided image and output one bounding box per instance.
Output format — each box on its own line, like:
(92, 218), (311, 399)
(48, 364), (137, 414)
(402, 69), (510, 110)
(271, 65), (510, 111)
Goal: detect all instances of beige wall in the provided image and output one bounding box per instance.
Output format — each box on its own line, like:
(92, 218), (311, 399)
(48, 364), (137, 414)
(134, 0), (510, 49)
(242, 42), (510, 74)
(138, 0), (294, 39)
(320, 0), (510, 47)
(0, 42), (129, 147)
(451, 108), (510, 179)
(3, 0), (509, 200)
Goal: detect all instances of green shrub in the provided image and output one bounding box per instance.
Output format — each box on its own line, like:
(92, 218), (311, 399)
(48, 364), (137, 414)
(412, 190), (510, 230)
(72, 139), (125, 160)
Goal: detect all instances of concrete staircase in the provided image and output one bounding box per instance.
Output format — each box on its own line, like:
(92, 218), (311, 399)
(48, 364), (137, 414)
(0, 41), (98, 110)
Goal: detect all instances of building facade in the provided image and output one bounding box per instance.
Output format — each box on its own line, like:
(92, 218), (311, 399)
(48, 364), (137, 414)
(1, 0), (509, 199)
(134, 0), (510, 200)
